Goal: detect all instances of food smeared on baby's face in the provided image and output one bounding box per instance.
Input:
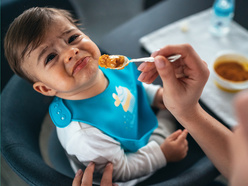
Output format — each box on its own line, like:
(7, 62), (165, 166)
(99, 54), (125, 69)
(214, 61), (248, 81)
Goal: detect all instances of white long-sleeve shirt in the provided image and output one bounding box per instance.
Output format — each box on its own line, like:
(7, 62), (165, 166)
(56, 83), (167, 182)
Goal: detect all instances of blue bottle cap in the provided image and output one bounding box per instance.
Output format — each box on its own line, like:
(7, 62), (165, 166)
(214, 0), (234, 17)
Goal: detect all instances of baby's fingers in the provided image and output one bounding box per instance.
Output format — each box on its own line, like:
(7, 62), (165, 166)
(168, 129), (183, 140)
(177, 129), (188, 142)
(182, 146), (189, 159)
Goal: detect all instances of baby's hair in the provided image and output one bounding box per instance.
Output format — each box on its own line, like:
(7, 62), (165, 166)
(4, 7), (79, 84)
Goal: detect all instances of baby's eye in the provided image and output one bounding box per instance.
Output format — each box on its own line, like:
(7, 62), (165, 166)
(68, 35), (79, 44)
(45, 53), (56, 64)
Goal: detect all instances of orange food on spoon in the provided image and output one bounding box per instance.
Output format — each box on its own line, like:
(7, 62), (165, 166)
(99, 54), (125, 69)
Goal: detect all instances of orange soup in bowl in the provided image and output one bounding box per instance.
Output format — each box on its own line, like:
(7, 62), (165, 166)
(212, 52), (248, 92)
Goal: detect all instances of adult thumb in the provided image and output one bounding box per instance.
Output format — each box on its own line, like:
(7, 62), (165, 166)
(154, 56), (177, 87)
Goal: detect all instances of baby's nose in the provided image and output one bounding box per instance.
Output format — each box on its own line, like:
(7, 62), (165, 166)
(64, 48), (79, 63)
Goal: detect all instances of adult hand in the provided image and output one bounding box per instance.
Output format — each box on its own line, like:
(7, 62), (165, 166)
(72, 162), (116, 186)
(138, 44), (209, 118)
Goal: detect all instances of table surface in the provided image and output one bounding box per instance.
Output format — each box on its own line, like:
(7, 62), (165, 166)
(98, 0), (248, 125)
(99, 0), (247, 58)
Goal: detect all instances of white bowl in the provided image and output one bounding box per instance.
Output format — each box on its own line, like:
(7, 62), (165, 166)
(211, 51), (248, 92)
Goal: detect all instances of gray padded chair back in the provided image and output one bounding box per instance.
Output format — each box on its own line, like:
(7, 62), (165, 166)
(1, 75), (73, 186)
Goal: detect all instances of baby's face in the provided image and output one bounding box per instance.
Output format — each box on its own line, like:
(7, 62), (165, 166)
(23, 15), (101, 99)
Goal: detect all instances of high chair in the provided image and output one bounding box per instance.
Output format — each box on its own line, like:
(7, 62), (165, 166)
(1, 74), (220, 186)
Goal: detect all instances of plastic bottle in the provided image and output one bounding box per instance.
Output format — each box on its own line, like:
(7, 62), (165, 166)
(209, 0), (235, 37)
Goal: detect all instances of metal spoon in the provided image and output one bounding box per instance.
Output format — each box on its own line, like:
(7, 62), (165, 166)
(107, 54), (181, 70)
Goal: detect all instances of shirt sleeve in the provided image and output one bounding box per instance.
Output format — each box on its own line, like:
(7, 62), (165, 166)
(57, 121), (166, 182)
(142, 83), (161, 105)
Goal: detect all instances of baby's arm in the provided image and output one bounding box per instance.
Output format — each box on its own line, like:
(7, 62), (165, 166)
(142, 82), (160, 105)
(62, 122), (166, 182)
(142, 83), (166, 109)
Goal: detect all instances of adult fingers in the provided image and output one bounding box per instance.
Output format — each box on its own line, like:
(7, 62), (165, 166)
(101, 163), (114, 186)
(72, 169), (84, 186)
(154, 56), (179, 89)
(152, 44), (189, 58)
(81, 162), (95, 186)
(138, 67), (158, 84)
(138, 62), (158, 83)
(152, 44), (197, 62)
(138, 62), (156, 72)
(152, 44), (206, 76)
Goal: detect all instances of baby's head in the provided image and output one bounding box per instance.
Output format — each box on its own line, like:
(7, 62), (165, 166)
(5, 7), (78, 84)
(4, 7), (101, 99)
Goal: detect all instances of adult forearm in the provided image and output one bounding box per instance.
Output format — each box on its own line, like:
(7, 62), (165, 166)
(175, 103), (233, 178)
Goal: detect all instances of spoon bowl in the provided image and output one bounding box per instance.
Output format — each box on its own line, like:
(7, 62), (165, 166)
(99, 54), (181, 70)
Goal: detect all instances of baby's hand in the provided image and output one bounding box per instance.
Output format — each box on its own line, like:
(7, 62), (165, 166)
(153, 88), (166, 110)
(160, 129), (188, 162)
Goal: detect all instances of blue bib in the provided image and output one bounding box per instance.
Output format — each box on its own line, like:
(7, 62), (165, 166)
(49, 63), (158, 152)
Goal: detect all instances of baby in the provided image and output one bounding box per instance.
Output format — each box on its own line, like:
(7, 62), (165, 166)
(4, 7), (188, 184)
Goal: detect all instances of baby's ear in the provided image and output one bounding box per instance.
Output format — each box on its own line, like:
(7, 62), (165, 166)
(33, 82), (56, 96)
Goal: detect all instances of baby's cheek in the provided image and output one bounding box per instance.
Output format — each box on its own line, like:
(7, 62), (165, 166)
(55, 79), (72, 91)
(83, 38), (101, 58)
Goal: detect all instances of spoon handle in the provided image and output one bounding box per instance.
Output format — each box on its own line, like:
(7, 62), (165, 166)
(129, 57), (155, 63)
(129, 54), (181, 63)
(167, 54), (182, 62)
